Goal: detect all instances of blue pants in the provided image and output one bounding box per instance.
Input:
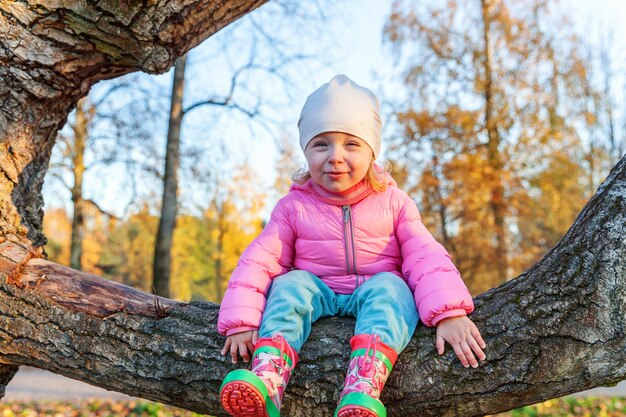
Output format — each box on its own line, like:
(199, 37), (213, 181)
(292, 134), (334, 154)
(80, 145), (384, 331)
(258, 270), (419, 354)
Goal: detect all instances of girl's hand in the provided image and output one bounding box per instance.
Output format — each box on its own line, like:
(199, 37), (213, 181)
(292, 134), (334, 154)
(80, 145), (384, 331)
(221, 330), (259, 364)
(436, 316), (486, 368)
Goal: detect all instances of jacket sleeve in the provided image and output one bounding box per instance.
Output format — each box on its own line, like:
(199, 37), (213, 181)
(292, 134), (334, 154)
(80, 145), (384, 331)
(395, 193), (474, 327)
(217, 198), (295, 336)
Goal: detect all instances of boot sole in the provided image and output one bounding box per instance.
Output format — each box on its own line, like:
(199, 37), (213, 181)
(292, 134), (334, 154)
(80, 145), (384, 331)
(337, 405), (379, 417)
(220, 369), (280, 417)
(334, 392), (386, 417)
(221, 380), (268, 417)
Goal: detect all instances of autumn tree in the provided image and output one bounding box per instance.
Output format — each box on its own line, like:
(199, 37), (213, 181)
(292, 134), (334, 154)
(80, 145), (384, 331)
(384, 0), (608, 293)
(46, 78), (158, 272)
(41, 208), (72, 266)
(43, 204), (110, 276)
(44, 195), (261, 302)
(98, 203), (158, 291)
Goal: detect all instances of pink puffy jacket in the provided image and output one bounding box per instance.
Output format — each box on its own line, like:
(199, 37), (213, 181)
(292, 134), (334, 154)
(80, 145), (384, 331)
(218, 179), (474, 336)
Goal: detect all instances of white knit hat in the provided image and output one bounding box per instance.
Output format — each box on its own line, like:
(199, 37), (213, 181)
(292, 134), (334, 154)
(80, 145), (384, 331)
(297, 75), (382, 158)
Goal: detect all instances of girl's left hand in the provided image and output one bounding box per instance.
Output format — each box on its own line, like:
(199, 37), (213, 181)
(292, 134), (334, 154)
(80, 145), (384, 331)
(436, 316), (486, 368)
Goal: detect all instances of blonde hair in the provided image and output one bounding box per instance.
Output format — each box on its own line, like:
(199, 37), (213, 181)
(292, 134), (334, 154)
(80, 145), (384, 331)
(292, 160), (391, 192)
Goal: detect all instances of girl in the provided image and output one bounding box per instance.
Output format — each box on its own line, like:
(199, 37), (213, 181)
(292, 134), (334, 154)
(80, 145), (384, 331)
(218, 75), (486, 417)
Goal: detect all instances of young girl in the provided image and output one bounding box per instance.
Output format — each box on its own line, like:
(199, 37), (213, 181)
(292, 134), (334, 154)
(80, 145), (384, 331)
(218, 75), (486, 417)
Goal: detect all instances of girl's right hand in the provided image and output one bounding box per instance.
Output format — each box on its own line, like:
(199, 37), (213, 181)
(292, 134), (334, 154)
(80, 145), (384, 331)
(221, 330), (259, 364)
(436, 316), (486, 368)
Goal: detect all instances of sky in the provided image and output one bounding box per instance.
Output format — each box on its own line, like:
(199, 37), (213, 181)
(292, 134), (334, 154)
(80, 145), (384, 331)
(42, 0), (626, 219)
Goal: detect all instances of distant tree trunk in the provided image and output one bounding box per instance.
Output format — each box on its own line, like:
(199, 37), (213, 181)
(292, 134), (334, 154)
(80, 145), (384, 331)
(69, 98), (89, 270)
(214, 202), (226, 300)
(1, 154), (626, 415)
(153, 55), (187, 298)
(481, 0), (508, 281)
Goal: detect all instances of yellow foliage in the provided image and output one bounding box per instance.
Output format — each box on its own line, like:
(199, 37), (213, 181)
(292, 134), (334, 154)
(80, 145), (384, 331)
(43, 208), (71, 265)
(385, 0), (612, 294)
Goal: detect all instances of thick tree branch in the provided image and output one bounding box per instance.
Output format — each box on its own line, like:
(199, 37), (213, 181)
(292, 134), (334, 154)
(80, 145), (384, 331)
(0, 155), (625, 416)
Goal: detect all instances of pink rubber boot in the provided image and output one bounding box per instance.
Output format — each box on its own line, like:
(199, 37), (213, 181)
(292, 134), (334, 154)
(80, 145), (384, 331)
(334, 334), (398, 417)
(220, 335), (297, 417)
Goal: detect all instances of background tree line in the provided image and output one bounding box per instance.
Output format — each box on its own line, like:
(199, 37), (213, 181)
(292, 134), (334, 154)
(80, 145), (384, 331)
(384, 0), (625, 294)
(42, 0), (626, 302)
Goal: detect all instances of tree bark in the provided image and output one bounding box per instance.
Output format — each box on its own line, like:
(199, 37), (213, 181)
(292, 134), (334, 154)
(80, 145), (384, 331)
(153, 54), (187, 298)
(1, 155), (626, 416)
(0, 364), (19, 400)
(0, 0), (268, 247)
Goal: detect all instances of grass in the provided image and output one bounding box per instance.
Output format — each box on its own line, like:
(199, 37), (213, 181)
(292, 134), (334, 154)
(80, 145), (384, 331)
(2, 397), (625, 416)
(491, 397), (626, 417)
(0, 399), (208, 417)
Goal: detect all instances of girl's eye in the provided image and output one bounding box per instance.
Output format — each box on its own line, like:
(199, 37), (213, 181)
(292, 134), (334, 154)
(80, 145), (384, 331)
(313, 141), (327, 147)
(347, 142), (360, 147)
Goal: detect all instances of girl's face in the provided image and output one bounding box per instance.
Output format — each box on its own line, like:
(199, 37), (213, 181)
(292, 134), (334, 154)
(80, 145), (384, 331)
(304, 131), (373, 193)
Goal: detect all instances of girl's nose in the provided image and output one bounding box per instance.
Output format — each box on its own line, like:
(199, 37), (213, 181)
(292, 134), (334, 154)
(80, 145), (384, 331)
(327, 146), (344, 163)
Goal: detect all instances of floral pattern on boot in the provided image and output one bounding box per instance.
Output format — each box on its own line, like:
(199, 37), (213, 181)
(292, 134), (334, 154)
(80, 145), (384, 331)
(340, 354), (390, 399)
(335, 334), (398, 417)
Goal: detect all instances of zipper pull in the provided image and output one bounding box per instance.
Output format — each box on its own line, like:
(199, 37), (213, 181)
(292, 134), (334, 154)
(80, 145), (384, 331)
(343, 205), (350, 223)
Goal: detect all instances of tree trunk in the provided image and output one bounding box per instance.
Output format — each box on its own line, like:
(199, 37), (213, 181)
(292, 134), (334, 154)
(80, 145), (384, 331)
(0, 365), (18, 400)
(1, 155), (626, 416)
(153, 55), (187, 298)
(69, 98), (89, 270)
(481, 0), (509, 281)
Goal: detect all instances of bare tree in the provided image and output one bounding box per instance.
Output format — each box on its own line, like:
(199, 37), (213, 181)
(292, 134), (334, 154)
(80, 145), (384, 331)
(153, 55), (187, 298)
(47, 84), (151, 270)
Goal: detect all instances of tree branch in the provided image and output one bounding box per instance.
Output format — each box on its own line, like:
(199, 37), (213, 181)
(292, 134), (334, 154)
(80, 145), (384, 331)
(84, 199), (120, 221)
(1, 155), (625, 416)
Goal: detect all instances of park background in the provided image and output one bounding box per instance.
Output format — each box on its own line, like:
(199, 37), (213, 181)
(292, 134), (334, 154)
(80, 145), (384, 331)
(3, 0), (626, 415)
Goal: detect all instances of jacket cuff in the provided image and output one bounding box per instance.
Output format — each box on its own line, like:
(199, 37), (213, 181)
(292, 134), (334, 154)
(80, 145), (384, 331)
(225, 326), (259, 336)
(431, 309), (468, 326)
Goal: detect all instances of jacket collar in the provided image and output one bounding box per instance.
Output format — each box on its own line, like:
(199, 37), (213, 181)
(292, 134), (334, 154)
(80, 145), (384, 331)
(303, 179), (374, 206)
(289, 165), (397, 206)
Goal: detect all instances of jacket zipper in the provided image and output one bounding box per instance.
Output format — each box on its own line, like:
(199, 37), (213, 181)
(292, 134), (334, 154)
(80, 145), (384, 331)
(342, 205), (359, 287)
